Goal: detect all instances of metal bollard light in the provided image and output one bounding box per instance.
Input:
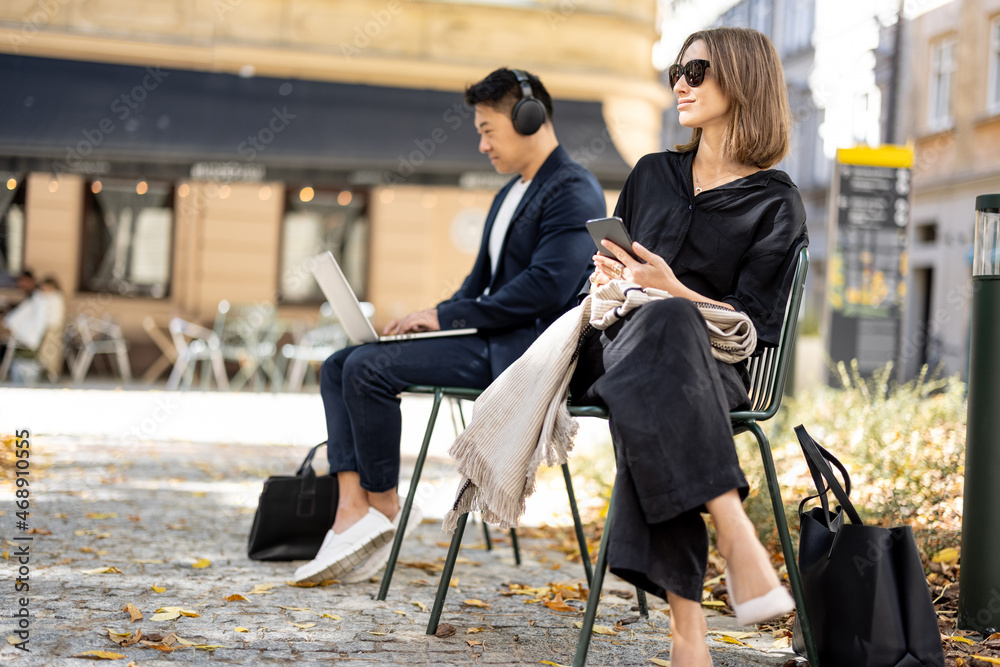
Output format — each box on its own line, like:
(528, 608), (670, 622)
(958, 194), (1000, 634)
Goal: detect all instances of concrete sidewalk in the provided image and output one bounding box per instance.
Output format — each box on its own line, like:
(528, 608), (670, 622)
(0, 432), (799, 666)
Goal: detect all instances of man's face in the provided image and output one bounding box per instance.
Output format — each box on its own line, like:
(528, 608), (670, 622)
(474, 104), (527, 176)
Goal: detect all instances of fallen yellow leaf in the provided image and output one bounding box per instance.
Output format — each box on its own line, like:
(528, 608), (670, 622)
(279, 606), (311, 611)
(412, 601), (427, 612)
(191, 558), (211, 569)
(450, 577), (459, 588)
(467, 627), (483, 634)
(225, 594), (249, 602)
(250, 583), (276, 594)
(72, 650), (126, 660)
(151, 611), (180, 622)
(123, 603), (143, 622)
(369, 631), (387, 636)
(80, 567), (122, 575)
(973, 657), (1000, 666)
(85, 513), (118, 520)
(713, 635), (748, 646)
(133, 559), (164, 565)
(701, 600), (726, 608)
(933, 548), (960, 564)
(649, 659), (671, 666)
(773, 636), (791, 649)
(150, 584), (166, 593)
(393, 610), (407, 616)
(235, 627), (249, 633)
(543, 594), (577, 613)
(540, 661), (570, 667)
(463, 599), (491, 608)
(467, 639), (482, 646)
(572, 622), (618, 636)
(948, 636), (975, 644)
(323, 613), (343, 620)
(288, 622), (316, 629)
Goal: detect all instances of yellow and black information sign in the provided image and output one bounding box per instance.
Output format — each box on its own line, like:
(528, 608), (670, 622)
(827, 144), (913, 379)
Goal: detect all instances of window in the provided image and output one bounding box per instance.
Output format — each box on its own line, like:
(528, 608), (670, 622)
(989, 17), (1000, 113)
(0, 174), (26, 286)
(80, 179), (174, 297)
(279, 186), (369, 303)
(783, 0), (813, 55)
(749, 0), (772, 34)
(928, 37), (956, 130)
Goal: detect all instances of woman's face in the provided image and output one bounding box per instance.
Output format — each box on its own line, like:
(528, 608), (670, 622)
(674, 40), (731, 132)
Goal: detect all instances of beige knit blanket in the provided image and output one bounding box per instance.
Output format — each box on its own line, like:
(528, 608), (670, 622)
(442, 279), (757, 532)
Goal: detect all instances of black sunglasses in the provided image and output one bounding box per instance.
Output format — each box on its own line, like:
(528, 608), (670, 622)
(668, 59), (711, 88)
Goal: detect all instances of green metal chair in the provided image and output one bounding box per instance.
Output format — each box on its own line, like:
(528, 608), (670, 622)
(570, 247), (817, 666)
(375, 386), (613, 605)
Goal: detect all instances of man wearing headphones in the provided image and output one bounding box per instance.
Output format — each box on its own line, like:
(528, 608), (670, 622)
(294, 68), (605, 585)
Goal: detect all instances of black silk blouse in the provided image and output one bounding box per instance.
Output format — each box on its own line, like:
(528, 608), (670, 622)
(613, 149), (809, 349)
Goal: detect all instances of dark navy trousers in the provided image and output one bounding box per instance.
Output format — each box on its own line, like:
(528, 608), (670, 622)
(319, 335), (493, 492)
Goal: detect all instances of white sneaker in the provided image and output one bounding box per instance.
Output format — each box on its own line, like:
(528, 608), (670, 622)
(341, 504), (424, 584)
(292, 507), (395, 584)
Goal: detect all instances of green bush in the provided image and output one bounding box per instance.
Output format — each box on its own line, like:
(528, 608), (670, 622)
(739, 360), (966, 556)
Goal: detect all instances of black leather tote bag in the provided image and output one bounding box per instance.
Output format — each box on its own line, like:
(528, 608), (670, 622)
(792, 425), (944, 667)
(247, 442), (338, 561)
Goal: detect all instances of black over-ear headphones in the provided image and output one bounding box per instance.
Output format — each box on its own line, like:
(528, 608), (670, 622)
(510, 69), (546, 136)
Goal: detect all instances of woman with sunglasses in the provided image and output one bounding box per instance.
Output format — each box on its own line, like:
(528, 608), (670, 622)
(573, 27), (807, 666)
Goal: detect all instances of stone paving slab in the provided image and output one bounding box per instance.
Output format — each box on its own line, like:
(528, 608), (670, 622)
(0, 436), (797, 666)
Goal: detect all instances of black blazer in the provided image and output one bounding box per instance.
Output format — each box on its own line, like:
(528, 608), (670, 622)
(436, 145), (605, 378)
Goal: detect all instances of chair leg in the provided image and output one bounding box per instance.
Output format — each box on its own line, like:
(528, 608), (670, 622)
(427, 511), (468, 634)
(636, 589), (648, 618)
(748, 420), (820, 667)
(562, 463), (593, 586)
(377, 388), (443, 601)
(573, 485), (616, 667)
(481, 517), (493, 551)
(509, 528), (521, 565)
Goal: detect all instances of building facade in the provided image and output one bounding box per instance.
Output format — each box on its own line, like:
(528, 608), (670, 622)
(0, 0), (664, 376)
(885, 0), (1000, 380)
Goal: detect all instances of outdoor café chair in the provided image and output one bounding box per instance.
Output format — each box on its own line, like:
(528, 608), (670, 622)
(66, 314), (132, 384)
(417, 248), (817, 667)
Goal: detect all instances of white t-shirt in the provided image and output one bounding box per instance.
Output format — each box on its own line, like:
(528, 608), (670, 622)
(487, 178), (532, 279)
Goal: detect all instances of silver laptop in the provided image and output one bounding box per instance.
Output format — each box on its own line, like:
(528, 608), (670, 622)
(309, 251), (477, 344)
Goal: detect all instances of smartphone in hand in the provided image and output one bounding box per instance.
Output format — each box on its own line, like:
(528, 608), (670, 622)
(586, 216), (642, 262)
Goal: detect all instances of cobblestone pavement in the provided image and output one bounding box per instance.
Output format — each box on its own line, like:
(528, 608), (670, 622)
(0, 436), (796, 666)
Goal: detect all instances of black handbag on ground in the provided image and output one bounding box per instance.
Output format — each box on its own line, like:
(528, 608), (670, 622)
(792, 425), (944, 667)
(247, 442), (338, 561)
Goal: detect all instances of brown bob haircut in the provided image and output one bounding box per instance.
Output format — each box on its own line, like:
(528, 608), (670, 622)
(674, 27), (790, 169)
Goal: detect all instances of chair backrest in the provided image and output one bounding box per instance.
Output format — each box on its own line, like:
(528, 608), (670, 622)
(737, 246), (809, 420)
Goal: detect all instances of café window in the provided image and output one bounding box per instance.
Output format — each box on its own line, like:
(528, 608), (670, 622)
(80, 179), (173, 298)
(0, 174), (26, 286)
(279, 185), (369, 303)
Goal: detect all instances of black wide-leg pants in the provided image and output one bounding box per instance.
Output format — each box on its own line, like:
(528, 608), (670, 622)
(568, 297), (751, 602)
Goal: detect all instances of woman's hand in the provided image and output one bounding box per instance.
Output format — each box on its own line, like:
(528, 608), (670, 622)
(595, 240), (679, 293)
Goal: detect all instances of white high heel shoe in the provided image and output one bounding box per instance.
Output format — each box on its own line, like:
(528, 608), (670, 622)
(726, 568), (795, 626)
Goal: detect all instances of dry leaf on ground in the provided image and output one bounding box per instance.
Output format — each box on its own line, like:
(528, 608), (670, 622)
(122, 604), (142, 623)
(72, 650), (126, 660)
